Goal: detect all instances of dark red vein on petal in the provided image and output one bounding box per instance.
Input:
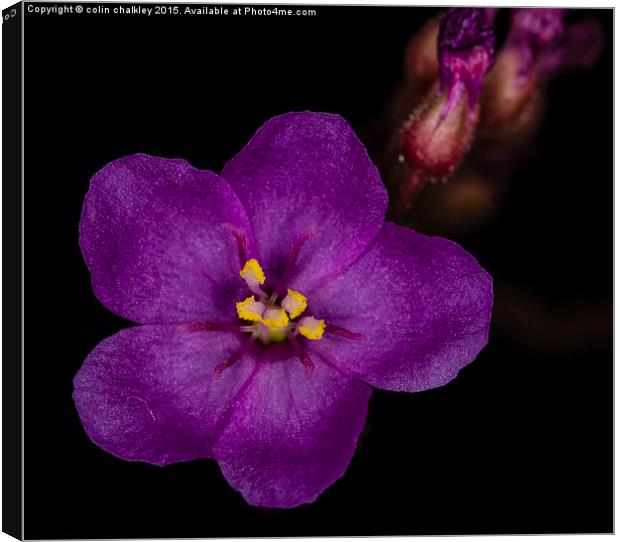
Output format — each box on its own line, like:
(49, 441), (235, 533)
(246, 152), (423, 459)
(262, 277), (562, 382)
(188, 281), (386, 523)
(210, 362), (260, 454)
(223, 222), (248, 268)
(183, 321), (245, 333)
(274, 223), (317, 296)
(288, 332), (316, 379)
(213, 335), (256, 379)
(326, 324), (366, 341)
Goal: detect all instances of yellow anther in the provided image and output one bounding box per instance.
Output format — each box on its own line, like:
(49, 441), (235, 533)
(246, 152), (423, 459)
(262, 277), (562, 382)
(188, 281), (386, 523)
(297, 316), (326, 340)
(281, 289), (308, 319)
(240, 258), (265, 286)
(236, 296), (265, 322)
(262, 307), (289, 328)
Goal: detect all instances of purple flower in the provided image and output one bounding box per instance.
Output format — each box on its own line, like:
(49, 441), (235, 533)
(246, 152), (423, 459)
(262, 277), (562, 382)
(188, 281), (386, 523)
(74, 112), (493, 508)
(438, 8), (496, 117)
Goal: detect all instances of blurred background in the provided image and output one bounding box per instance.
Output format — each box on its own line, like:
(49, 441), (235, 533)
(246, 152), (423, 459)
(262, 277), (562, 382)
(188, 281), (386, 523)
(25, 5), (612, 537)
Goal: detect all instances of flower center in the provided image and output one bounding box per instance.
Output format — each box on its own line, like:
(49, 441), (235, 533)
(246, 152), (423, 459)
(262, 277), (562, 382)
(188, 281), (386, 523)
(236, 258), (326, 345)
(187, 224), (364, 380)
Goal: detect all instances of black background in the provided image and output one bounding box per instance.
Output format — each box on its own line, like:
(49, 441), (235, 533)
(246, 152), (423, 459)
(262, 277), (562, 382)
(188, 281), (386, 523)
(23, 4), (612, 538)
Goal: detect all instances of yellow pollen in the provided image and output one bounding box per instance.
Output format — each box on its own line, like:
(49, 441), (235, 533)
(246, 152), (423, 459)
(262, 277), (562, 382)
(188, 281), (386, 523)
(236, 296), (265, 322)
(262, 307), (289, 328)
(240, 258), (265, 286)
(298, 316), (326, 340)
(281, 289), (308, 319)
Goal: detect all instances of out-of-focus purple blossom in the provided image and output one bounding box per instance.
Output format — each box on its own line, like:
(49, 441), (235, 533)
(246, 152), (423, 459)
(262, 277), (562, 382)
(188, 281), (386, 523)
(505, 8), (602, 84)
(536, 18), (604, 81)
(480, 9), (603, 131)
(74, 112), (494, 508)
(510, 8), (566, 51)
(484, 8), (499, 25)
(438, 8), (496, 117)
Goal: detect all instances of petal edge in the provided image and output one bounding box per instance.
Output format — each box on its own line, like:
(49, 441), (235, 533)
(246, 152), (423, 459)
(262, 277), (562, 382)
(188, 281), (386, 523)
(221, 112), (388, 292)
(73, 325), (255, 466)
(79, 153), (255, 324)
(213, 352), (372, 508)
(307, 222), (493, 392)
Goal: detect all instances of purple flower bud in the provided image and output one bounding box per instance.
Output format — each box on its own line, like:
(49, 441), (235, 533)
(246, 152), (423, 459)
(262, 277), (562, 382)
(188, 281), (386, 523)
(401, 83), (478, 180)
(480, 9), (603, 130)
(404, 15), (441, 89)
(506, 8), (566, 80)
(438, 8), (496, 117)
(505, 8), (602, 84)
(511, 8), (566, 48)
(393, 8), (497, 214)
(536, 17), (604, 82)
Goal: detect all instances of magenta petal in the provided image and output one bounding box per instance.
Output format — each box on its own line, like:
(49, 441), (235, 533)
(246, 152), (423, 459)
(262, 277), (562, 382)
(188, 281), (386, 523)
(73, 325), (256, 466)
(221, 112), (387, 292)
(307, 222), (493, 392)
(79, 154), (255, 324)
(213, 354), (371, 508)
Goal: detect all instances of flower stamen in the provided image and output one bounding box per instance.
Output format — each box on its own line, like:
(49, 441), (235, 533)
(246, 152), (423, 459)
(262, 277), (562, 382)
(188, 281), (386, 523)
(240, 258), (268, 299)
(262, 307), (289, 328)
(281, 289), (308, 319)
(236, 296), (266, 322)
(297, 316), (326, 340)
(234, 253), (326, 348)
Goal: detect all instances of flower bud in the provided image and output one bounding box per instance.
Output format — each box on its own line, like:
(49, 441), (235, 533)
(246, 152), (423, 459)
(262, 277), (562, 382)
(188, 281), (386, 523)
(480, 47), (538, 130)
(400, 8), (495, 179)
(536, 17), (603, 82)
(404, 15), (441, 89)
(391, 9), (496, 217)
(438, 8), (495, 115)
(401, 84), (478, 179)
(480, 9), (602, 133)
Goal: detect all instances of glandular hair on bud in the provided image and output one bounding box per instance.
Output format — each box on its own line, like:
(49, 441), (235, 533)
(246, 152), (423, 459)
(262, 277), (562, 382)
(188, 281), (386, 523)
(400, 84), (479, 178)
